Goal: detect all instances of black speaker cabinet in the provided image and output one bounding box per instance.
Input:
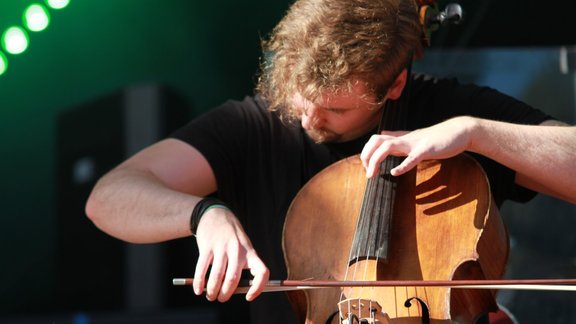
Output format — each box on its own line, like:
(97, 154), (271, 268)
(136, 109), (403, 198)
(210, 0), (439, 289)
(55, 83), (190, 312)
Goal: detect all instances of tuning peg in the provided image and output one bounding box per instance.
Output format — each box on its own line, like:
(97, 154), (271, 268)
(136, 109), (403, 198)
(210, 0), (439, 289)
(428, 3), (463, 26)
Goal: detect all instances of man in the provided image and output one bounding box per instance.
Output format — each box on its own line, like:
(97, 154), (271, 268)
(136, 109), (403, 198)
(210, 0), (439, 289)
(86, 0), (576, 323)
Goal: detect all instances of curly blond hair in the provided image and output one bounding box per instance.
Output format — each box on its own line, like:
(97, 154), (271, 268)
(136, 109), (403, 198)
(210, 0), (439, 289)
(257, 0), (423, 122)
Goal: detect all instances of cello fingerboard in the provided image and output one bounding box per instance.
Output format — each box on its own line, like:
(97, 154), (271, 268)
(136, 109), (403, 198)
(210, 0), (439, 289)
(349, 155), (403, 264)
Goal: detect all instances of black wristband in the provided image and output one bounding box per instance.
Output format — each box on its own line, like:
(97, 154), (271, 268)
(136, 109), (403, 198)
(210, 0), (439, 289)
(190, 197), (229, 235)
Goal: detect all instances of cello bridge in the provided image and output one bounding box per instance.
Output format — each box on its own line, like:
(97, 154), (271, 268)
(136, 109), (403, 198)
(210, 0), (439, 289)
(338, 298), (391, 324)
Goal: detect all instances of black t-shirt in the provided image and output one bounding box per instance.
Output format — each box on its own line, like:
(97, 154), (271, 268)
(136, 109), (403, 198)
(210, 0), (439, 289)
(170, 74), (552, 323)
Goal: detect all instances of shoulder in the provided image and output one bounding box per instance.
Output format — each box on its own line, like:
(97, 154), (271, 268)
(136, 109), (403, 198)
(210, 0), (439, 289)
(206, 95), (270, 120)
(408, 73), (552, 125)
(171, 95), (276, 138)
(170, 95), (303, 155)
(410, 73), (507, 99)
(410, 73), (482, 99)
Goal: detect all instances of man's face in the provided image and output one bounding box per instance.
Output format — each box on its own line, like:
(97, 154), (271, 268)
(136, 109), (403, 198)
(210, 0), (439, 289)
(292, 81), (383, 143)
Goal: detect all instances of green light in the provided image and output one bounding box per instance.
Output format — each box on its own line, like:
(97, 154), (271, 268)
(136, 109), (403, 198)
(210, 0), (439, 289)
(1, 26), (30, 55)
(0, 51), (7, 75)
(24, 4), (51, 32)
(45, 0), (70, 10)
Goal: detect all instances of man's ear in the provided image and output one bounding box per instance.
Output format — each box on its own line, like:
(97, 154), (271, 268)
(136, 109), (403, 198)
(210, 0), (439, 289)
(386, 69), (408, 100)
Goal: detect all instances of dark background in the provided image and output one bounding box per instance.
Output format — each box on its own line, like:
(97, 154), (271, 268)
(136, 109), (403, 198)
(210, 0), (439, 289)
(0, 0), (574, 323)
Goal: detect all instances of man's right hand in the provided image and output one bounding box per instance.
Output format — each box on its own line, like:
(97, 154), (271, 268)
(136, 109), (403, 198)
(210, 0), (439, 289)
(193, 206), (270, 302)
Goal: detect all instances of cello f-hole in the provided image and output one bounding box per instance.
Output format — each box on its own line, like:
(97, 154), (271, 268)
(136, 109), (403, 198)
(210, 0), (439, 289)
(404, 297), (430, 324)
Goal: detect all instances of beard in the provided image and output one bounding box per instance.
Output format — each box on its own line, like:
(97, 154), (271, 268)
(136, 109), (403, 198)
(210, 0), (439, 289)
(305, 127), (342, 144)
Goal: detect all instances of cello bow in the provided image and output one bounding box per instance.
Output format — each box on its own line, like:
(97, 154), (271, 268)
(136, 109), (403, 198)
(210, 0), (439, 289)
(172, 278), (576, 293)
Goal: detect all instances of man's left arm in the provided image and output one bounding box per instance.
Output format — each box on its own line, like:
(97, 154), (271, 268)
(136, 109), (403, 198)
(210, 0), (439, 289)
(360, 117), (576, 205)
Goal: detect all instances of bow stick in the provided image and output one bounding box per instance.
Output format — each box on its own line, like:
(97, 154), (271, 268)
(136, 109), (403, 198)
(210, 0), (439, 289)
(172, 278), (576, 294)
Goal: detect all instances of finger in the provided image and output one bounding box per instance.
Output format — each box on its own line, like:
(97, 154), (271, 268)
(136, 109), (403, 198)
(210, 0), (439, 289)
(360, 135), (382, 169)
(391, 153), (420, 176)
(245, 252), (270, 301)
(366, 140), (396, 178)
(193, 250), (213, 296)
(217, 249), (242, 302)
(205, 251), (227, 301)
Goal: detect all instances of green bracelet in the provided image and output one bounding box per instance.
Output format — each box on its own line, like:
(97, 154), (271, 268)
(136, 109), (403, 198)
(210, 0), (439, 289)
(190, 197), (230, 235)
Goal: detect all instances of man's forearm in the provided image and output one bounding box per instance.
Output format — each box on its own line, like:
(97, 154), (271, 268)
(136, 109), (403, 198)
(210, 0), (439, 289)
(85, 167), (198, 243)
(469, 117), (576, 203)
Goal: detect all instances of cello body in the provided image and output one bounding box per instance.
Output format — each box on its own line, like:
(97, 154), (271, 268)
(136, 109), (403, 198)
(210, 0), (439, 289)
(282, 154), (509, 323)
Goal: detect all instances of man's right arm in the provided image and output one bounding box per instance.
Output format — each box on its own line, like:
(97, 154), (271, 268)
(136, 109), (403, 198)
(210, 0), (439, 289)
(85, 138), (269, 301)
(85, 138), (216, 243)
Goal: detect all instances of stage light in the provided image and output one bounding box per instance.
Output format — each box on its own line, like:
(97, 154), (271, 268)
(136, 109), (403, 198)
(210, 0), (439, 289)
(24, 4), (51, 32)
(0, 1), (70, 76)
(0, 51), (7, 76)
(1, 26), (29, 55)
(45, 0), (70, 10)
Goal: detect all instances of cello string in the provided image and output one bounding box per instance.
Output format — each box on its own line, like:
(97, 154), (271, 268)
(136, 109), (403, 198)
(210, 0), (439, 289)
(364, 161), (387, 321)
(345, 171), (385, 321)
(407, 286), (422, 318)
(344, 163), (383, 321)
(370, 159), (385, 318)
(340, 179), (372, 322)
(361, 244), (374, 321)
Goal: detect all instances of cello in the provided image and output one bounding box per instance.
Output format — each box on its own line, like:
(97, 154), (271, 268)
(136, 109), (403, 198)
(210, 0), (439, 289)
(281, 2), (509, 322)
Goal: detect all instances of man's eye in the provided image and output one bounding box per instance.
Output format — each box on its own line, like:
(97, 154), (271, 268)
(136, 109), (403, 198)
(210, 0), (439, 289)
(326, 109), (346, 115)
